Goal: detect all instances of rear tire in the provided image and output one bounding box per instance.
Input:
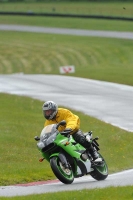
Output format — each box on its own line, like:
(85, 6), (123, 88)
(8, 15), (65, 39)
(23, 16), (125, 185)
(90, 153), (108, 181)
(50, 156), (74, 184)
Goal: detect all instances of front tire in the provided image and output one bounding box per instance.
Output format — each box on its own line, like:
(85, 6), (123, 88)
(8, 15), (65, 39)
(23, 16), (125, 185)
(90, 153), (108, 181)
(50, 156), (74, 184)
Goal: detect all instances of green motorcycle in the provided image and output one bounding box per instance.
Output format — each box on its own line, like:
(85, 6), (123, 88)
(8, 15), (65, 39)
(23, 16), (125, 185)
(34, 120), (108, 184)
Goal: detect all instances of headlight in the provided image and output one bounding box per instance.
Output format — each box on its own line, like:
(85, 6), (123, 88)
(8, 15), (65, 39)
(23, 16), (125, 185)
(37, 141), (45, 150)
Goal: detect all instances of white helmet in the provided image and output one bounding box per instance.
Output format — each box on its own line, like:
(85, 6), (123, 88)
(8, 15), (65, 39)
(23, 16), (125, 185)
(42, 101), (58, 120)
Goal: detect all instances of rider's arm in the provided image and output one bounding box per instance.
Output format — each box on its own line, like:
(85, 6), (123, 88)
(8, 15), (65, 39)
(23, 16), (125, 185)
(60, 108), (80, 134)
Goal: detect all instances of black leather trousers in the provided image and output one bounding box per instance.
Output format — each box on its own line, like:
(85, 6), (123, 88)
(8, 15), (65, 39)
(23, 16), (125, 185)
(72, 129), (91, 149)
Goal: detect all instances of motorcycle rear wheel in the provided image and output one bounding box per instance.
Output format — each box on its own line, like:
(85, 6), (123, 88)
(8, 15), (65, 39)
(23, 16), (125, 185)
(50, 156), (74, 184)
(90, 153), (108, 181)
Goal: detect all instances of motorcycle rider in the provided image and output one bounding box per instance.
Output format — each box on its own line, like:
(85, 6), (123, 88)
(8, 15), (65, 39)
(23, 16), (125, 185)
(42, 100), (100, 162)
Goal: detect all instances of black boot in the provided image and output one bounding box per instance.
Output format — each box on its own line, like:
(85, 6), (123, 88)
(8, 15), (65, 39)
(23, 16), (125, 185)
(87, 145), (99, 161)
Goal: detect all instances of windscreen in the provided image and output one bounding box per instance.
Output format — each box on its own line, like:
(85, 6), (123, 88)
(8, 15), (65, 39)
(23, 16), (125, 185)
(40, 124), (57, 140)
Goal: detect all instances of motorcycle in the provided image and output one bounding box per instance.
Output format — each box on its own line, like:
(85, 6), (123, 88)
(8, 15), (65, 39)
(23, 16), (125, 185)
(34, 120), (108, 184)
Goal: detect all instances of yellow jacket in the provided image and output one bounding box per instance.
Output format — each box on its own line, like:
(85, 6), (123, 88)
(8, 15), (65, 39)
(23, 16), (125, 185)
(44, 108), (80, 134)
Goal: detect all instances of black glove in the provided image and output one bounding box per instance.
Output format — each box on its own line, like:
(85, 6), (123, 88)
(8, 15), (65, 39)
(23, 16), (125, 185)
(61, 128), (72, 136)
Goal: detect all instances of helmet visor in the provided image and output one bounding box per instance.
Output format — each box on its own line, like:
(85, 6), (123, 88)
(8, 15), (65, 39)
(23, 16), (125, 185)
(45, 109), (53, 117)
(43, 109), (54, 119)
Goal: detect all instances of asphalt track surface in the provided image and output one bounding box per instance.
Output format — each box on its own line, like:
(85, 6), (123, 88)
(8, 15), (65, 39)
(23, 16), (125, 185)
(0, 169), (133, 197)
(1, 24), (133, 39)
(0, 25), (133, 197)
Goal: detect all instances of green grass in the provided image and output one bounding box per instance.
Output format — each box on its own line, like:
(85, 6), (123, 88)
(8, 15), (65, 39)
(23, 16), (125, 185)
(0, 93), (133, 186)
(0, 2), (133, 17)
(1, 1), (133, 32)
(1, 15), (133, 32)
(0, 31), (133, 85)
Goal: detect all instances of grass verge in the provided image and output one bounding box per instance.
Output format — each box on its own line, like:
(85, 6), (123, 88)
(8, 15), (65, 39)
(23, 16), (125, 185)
(0, 15), (133, 32)
(0, 31), (133, 86)
(0, 2), (133, 18)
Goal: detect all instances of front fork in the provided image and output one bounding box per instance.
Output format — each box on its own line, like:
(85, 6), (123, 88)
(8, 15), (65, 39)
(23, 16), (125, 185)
(92, 137), (100, 151)
(58, 152), (69, 169)
(49, 151), (70, 169)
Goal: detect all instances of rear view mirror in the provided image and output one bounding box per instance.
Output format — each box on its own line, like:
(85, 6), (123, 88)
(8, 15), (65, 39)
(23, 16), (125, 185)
(34, 136), (40, 141)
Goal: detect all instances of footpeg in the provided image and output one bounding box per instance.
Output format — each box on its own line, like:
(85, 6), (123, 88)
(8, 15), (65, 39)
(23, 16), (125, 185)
(93, 157), (102, 162)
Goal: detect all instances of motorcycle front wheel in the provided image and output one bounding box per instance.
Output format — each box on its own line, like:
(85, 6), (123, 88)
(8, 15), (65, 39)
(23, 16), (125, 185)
(90, 153), (108, 181)
(50, 156), (74, 184)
